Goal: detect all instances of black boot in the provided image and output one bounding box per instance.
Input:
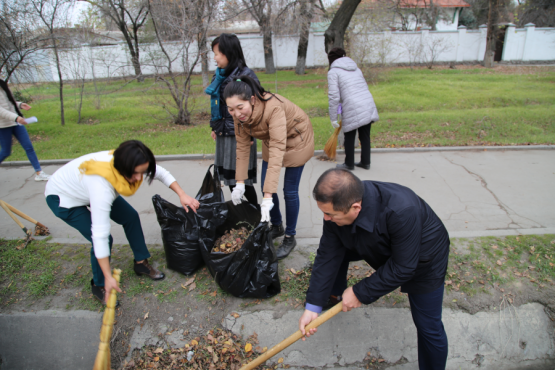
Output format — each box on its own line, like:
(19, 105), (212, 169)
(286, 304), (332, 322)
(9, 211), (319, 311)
(91, 279), (120, 307)
(336, 163), (354, 171)
(276, 235), (296, 260)
(269, 223), (285, 239)
(355, 162), (370, 170)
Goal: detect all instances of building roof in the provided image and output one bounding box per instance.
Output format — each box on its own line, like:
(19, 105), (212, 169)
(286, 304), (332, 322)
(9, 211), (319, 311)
(365, 0), (469, 8)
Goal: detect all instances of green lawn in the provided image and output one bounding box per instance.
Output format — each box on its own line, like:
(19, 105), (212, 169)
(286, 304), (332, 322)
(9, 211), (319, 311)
(6, 66), (555, 161)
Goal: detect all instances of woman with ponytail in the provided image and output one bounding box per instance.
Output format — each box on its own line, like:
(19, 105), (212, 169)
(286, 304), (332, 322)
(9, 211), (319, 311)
(44, 140), (199, 305)
(224, 76), (314, 260)
(205, 33), (258, 205)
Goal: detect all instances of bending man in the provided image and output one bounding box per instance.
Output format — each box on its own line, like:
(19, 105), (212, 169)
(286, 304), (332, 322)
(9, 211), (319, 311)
(299, 168), (450, 370)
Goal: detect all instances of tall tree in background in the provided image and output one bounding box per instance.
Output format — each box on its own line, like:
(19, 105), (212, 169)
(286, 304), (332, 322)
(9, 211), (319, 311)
(87, 0), (149, 81)
(0, 0), (44, 81)
(147, 0), (217, 124)
(324, 0), (361, 53)
(517, 0), (555, 27)
(30, 0), (71, 126)
(295, 0), (319, 75)
(483, 0), (510, 67)
(243, 0), (295, 74)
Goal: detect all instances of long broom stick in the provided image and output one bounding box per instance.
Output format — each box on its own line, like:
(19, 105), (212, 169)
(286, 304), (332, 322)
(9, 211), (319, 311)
(324, 120), (342, 160)
(93, 268), (121, 370)
(239, 302), (343, 370)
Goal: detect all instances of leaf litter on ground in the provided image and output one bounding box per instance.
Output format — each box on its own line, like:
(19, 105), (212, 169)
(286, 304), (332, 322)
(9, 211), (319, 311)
(125, 328), (274, 369)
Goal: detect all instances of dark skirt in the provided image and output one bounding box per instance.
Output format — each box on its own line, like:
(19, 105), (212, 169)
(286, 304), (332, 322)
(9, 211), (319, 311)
(214, 135), (257, 186)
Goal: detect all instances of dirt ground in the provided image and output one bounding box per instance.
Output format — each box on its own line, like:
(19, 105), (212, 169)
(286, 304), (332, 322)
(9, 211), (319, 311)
(1, 235), (555, 369)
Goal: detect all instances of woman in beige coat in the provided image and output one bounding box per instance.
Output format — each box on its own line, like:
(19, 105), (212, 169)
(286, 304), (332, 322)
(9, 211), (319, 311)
(224, 75), (314, 259)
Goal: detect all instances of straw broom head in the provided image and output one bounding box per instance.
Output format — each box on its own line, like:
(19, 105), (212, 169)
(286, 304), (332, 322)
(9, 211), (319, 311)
(324, 120), (342, 160)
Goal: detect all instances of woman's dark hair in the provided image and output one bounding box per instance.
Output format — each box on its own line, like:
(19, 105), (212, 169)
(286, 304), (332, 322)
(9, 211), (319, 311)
(211, 33), (247, 76)
(113, 140), (156, 184)
(313, 168), (364, 213)
(223, 75), (278, 103)
(328, 47), (346, 67)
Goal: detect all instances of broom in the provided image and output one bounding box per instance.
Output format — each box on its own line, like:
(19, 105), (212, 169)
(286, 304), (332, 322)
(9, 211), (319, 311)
(324, 120), (342, 160)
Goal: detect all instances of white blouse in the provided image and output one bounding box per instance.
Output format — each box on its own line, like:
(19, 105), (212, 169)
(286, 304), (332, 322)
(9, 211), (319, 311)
(45, 151), (176, 259)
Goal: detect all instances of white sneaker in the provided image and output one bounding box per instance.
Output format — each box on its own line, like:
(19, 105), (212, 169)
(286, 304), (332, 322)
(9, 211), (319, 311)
(35, 171), (51, 181)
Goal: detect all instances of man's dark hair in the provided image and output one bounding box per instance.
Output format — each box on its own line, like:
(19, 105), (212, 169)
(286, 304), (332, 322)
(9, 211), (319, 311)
(313, 169), (364, 213)
(328, 47), (346, 67)
(223, 74), (278, 103)
(211, 33), (247, 76)
(113, 140), (156, 184)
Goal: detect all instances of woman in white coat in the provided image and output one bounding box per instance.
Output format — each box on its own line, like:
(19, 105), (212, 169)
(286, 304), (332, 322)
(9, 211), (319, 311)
(327, 48), (379, 170)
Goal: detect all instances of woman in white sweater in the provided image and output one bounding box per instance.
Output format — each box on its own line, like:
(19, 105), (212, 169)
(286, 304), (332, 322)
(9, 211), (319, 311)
(45, 140), (199, 304)
(327, 48), (379, 171)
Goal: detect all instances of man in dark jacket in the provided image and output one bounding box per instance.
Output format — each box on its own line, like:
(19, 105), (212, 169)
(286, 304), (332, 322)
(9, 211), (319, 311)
(299, 169), (449, 370)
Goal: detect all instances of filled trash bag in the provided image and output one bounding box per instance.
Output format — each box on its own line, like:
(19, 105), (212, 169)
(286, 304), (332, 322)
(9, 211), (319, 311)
(152, 194), (202, 276)
(200, 201), (281, 299)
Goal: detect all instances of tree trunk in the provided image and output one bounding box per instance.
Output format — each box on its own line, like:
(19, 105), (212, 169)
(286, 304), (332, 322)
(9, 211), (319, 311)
(295, 0), (314, 75)
(262, 23), (275, 74)
(484, 0), (498, 67)
(323, 0), (361, 53)
(51, 37), (65, 126)
(199, 34), (210, 88)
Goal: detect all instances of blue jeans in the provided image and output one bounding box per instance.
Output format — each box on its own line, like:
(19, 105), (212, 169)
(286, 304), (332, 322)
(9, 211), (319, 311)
(46, 195), (151, 287)
(333, 250), (448, 370)
(0, 125), (41, 172)
(260, 160), (304, 236)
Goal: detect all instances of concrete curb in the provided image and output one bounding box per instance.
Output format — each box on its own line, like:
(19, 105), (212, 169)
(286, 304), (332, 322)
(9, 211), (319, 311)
(1, 145), (554, 167)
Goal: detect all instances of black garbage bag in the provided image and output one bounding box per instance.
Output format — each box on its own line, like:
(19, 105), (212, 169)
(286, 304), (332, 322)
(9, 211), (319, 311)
(199, 200), (281, 299)
(152, 194), (202, 276)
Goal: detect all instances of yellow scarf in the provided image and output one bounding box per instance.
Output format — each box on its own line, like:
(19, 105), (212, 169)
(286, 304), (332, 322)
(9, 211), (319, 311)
(78, 150), (143, 196)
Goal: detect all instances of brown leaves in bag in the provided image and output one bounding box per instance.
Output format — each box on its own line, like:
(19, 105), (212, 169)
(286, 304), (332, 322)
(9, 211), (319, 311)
(213, 227), (251, 254)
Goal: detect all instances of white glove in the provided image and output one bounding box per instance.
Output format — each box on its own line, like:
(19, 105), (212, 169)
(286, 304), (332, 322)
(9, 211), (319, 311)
(260, 197), (274, 222)
(331, 121), (340, 129)
(231, 183), (245, 205)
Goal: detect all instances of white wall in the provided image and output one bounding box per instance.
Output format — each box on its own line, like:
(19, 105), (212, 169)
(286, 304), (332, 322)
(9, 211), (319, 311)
(16, 23), (555, 83)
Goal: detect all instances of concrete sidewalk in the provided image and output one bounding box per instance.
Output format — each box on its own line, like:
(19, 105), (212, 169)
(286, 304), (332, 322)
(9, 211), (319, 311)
(1, 147), (554, 243)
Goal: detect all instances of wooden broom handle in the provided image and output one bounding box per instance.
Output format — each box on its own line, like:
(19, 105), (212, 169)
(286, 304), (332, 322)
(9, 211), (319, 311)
(239, 302), (343, 370)
(2, 201), (46, 227)
(0, 200), (27, 232)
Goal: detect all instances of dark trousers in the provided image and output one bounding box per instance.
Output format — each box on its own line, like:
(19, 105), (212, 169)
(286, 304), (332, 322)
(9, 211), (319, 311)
(260, 160), (304, 236)
(344, 122), (371, 167)
(229, 184), (258, 204)
(46, 195), (151, 287)
(333, 249), (448, 370)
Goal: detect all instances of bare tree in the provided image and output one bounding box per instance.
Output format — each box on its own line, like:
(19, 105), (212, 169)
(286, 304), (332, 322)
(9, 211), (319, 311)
(87, 0), (149, 81)
(0, 0), (46, 82)
(30, 0), (72, 126)
(484, 0), (510, 67)
(324, 0), (362, 53)
(422, 35), (452, 68)
(147, 0), (217, 125)
(400, 34), (424, 69)
(243, 0), (296, 73)
(517, 0), (555, 27)
(295, 0), (317, 75)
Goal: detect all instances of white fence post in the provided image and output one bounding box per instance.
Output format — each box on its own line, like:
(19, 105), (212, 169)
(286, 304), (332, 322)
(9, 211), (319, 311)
(477, 24), (488, 62)
(502, 23), (516, 61)
(456, 25), (466, 62)
(522, 23), (536, 61)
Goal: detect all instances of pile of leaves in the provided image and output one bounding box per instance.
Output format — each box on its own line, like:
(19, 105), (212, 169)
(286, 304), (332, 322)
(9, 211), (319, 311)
(125, 328), (275, 369)
(213, 227), (251, 254)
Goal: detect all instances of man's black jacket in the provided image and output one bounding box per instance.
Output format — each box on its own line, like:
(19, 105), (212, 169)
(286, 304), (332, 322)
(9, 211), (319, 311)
(306, 181), (450, 307)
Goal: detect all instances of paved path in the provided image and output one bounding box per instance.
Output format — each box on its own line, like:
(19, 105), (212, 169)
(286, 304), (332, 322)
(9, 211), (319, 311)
(1, 147), (554, 243)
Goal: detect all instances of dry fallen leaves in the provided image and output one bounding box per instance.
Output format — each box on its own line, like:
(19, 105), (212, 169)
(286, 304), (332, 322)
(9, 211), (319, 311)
(213, 227), (251, 254)
(245, 343), (252, 352)
(144, 312), (149, 320)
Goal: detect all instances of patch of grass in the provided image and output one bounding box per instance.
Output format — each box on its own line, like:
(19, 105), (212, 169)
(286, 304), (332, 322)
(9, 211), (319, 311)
(446, 235), (555, 295)
(7, 67), (555, 161)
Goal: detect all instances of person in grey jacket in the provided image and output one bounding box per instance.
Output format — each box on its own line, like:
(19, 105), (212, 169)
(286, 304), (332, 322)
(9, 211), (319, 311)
(327, 48), (379, 170)
(0, 78), (50, 181)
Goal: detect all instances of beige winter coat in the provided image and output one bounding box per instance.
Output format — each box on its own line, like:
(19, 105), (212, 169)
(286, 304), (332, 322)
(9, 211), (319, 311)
(0, 82), (22, 129)
(235, 93), (315, 194)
